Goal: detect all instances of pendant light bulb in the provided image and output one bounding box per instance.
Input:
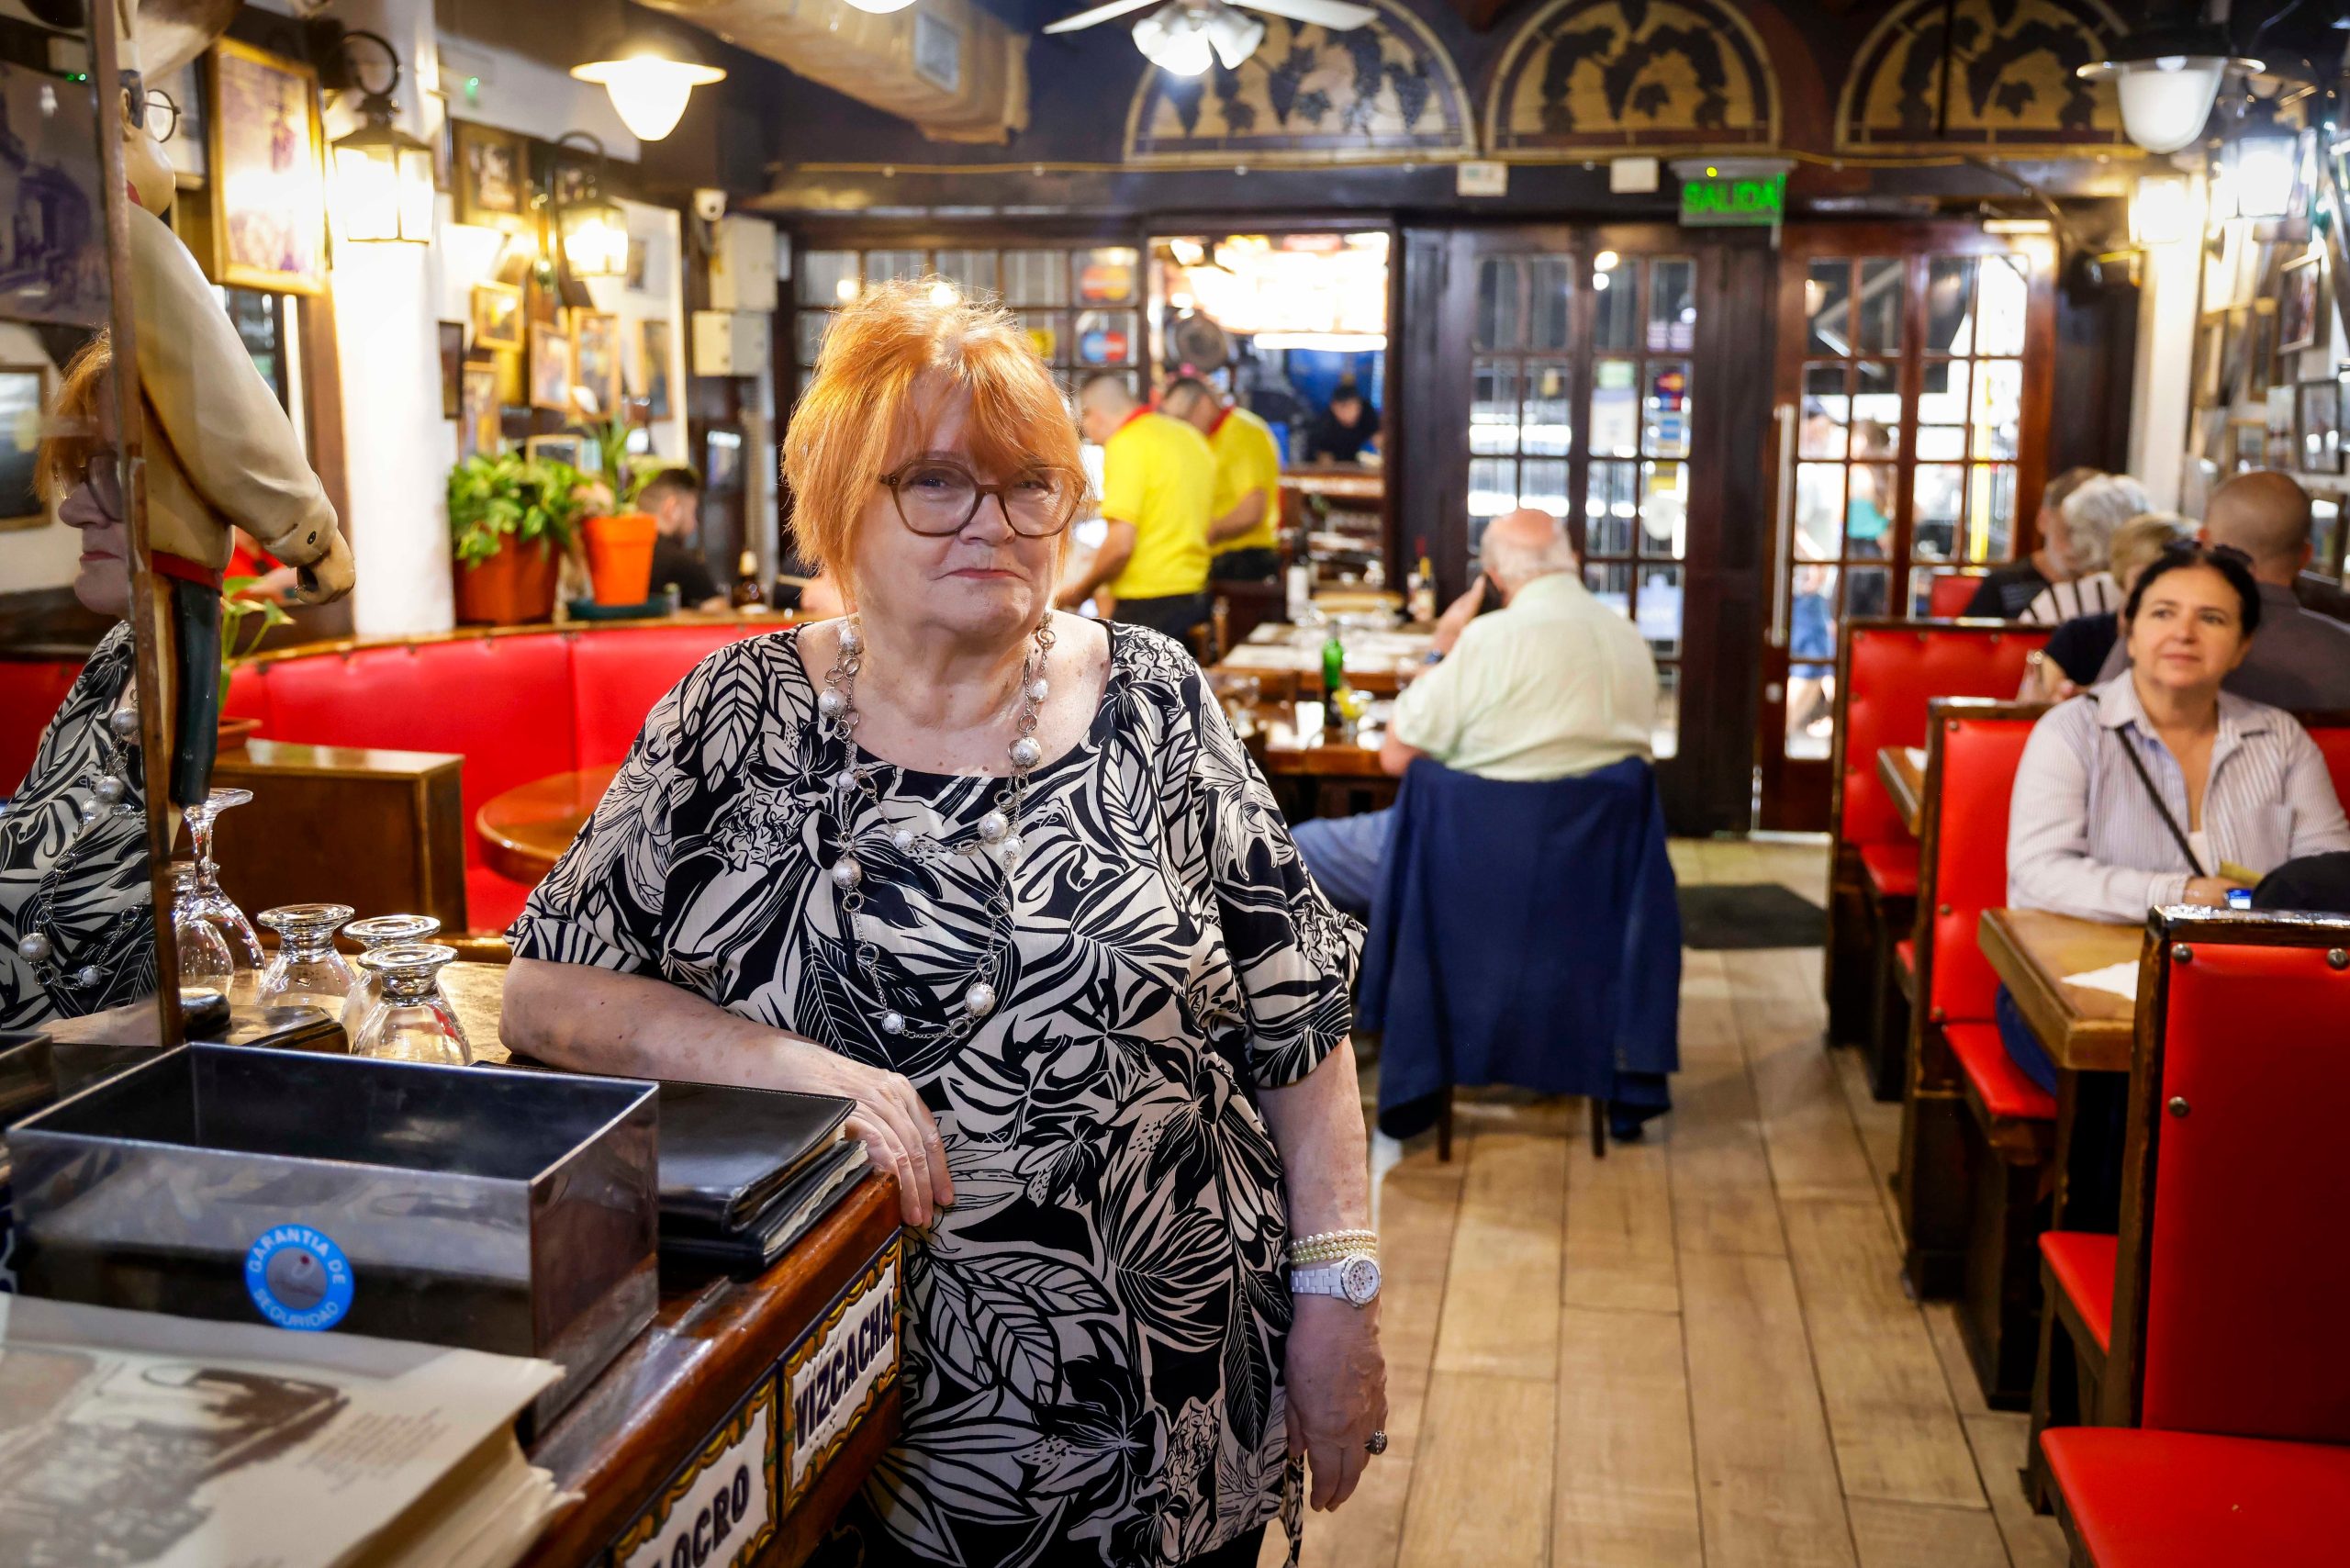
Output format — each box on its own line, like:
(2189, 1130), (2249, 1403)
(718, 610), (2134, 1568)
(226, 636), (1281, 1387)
(1134, 3), (1214, 78)
(572, 47), (727, 142)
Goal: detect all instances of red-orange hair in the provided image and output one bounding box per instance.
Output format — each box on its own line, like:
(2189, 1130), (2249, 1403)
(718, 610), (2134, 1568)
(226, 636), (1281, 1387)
(37, 332), (113, 503)
(784, 279), (1087, 584)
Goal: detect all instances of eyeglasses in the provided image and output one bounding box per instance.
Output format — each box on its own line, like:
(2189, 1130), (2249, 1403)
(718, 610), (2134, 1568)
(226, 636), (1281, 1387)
(121, 73), (180, 142)
(83, 451), (123, 521)
(877, 460), (1081, 539)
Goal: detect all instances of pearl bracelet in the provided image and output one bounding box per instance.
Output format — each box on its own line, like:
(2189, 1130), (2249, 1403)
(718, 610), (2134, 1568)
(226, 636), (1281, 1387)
(1287, 1228), (1377, 1265)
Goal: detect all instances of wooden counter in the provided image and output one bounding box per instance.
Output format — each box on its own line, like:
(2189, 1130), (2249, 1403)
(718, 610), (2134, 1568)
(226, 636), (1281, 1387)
(1977, 909), (2141, 1073)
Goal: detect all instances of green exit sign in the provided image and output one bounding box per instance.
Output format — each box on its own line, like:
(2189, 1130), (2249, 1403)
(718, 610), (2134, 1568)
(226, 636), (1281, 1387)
(1680, 170), (1785, 228)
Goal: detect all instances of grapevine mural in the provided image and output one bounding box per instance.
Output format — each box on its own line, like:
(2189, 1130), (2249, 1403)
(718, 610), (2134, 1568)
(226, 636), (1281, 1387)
(1840, 0), (2127, 151)
(1486, 0), (1779, 155)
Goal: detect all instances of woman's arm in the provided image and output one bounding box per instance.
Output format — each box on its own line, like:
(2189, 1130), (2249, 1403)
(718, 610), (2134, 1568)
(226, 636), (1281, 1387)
(2007, 707), (2193, 922)
(1257, 1037), (1385, 1512)
(502, 958), (951, 1226)
(2284, 725), (2350, 859)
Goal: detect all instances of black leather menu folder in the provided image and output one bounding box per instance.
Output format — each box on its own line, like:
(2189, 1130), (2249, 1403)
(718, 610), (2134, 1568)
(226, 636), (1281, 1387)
(655, 1079), (855, 1229)
(660, 1141), (872, 1276)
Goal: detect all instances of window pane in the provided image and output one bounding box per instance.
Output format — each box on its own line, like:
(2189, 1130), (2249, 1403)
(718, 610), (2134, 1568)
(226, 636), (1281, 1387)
(1004, 250), (1067, 306)
(1593, 259), (1638, 352)
(1648, 257), (1696, 352)
(1584, 560), (1632, 614)
(1802, 364), (1849, 456)
(867, 249), (927, 286)
(797, 309), (833, 366)
(1854, 360), (1900, 436)
(934, 249), (997, 296)
(1470, 359), (1518, 454)
(1639, 564), (1684, 655)
(1587, 460), (1639, 555)
(1913, 463), (1965, 561)
(1925, 257), (1975, 356)
(1788, 562), (1837, 760)
(1796, 463), (1847, 557)
(1523, 361), (1573, 454)
(1642, 460), (1688, 557)
(1521, 459), (1571, 518)
(1807, 260), (1852, 355)
(1973, 359), (2022, 459)
(1590, 357), (1639, 455)
(1970, 464), (2017, 561)
(1074, 310), (1136, 365)
(1918, 357), (1967, 425)
(800, 250), (858, 306)
(1848, 455), (1894, 555)
(1917, 425), (1966, 460)
(1528, 257), (1573, 351)
(1858, 257), (1903, 354)
(1476, 257), (1523, 351)
(1073, 247), (1140, 305)
(1469, 457), (1516, 521)
(1977, 255), (2030, 356)
(1652, 665), (1680, 760)
(1645, 360), (1692, 458)
(1844, 566), (1892, 621)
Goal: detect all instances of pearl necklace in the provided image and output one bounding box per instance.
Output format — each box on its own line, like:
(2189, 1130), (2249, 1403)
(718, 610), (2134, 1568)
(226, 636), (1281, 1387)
(816, 616), (1055, 1046)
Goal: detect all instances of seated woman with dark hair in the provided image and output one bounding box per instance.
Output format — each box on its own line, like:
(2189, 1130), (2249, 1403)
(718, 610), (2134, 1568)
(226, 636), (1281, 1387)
(2002, 543), (2350, 1089)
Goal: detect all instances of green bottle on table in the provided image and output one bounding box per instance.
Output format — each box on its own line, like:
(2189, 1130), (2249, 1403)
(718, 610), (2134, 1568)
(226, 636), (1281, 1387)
(1321, 630), (1346, 697)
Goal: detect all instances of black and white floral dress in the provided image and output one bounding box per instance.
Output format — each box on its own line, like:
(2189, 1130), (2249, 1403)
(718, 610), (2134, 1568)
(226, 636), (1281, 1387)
(512, 621), (1361, 1568)
(1, 623), (155, 1027)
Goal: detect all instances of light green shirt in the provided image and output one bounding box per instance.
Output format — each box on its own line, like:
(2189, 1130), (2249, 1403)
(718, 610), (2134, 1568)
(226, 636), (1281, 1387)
(1388, 570), (1658, 781)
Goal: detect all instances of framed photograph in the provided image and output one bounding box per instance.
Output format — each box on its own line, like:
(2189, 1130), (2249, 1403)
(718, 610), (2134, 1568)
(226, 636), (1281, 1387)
(524, 433), (589, 471)
(205, 39), (327, 295)
(2278, 252), (2323, 354)
(570, 308), (621, 420)
(2247, 302), (2278, 396)
(470, 282), (522, 351)
(2300, 380), (2340, 473)
(0, 364), (48, 530)
(635, 319), (673, 419)
(438, 321), (464, 419)
(0, 61), (104, 327)
(458, 361), (500, 459)
(453, 119), (529, 230)
(529, 324), (572, 411)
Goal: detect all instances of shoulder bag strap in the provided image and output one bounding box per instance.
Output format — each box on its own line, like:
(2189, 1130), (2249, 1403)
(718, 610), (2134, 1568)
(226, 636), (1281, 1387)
(2112, 725), (2208, 879)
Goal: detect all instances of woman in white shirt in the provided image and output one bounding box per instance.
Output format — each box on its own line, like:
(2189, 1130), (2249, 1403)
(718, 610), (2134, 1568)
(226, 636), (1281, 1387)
(2018, 473), (2151, 624)
(2002, 543), (2350, 1089)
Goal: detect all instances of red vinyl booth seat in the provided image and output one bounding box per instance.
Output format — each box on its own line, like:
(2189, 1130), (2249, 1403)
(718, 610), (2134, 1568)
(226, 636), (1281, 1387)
(1837, 624), (2047, 854)
(2041, 1428), (2350, 1565)
(1927, 573), (1987, 619)
(1926, 711), (2040, 1025)
(2311, 724), (2350, 812)
(2040, 1230), (2118, 1352)
(1944, 1020), (2055, 1121)
(227, 622), (777, 930)
(1857, 842), (1919, 900)
(2, 658), (84, 795)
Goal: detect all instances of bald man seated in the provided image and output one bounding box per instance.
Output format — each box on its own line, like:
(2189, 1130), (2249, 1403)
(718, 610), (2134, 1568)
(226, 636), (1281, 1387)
(1292, 508), (1661, 917)
(2094, 470), (2350, 709)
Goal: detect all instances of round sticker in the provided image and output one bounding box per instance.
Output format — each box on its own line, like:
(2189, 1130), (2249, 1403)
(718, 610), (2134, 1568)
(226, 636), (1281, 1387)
(244, 1225), (354, 1331)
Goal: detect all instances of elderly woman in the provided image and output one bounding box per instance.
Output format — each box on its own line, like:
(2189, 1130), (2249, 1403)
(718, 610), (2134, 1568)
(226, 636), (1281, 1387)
(504, 281), (1384, 1567)
(2004, 543), (2350, 1089)
(1, 336), (156, 1026)
(2019, 473), (2151, 625)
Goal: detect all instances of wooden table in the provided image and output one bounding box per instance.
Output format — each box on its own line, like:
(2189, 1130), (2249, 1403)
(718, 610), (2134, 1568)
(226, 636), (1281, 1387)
(1977, 909), (2141, 1073)
(1214, 622), (1433, 697)
(1877, 745), (1927, 837)
(1248, 700), (1389, 780)
(477, 763), (620, 884)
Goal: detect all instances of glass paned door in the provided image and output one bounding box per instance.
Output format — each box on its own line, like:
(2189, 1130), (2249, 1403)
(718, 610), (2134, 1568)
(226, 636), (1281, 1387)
(1760, 230), (2053, 829)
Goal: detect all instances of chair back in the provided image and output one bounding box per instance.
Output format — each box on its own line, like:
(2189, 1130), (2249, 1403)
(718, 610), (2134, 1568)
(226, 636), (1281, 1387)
(2109, 910), (2350, 1441)
(1916, 699), (2044, 1024)
(1926, 570), (1989, 619)
(2302, 713), (2350, 808)
(1831, 618), (2050, 854)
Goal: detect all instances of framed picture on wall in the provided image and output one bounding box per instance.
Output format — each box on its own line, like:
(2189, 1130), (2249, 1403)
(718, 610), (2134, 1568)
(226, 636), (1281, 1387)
(525, 433), (589, 471)
(439, 321), (464, 419)
(205, 39), (327, 295)
(459, 361), (499, 459)
(570, 309), (621, 420)
(0, 364), (47, 530)
(453, 119), (529, 230)
(2279, 252), (2323, 354)
(529, 325), (572, 411)
(2299, 380), (2340, 473)
(470, 282), (521, 351)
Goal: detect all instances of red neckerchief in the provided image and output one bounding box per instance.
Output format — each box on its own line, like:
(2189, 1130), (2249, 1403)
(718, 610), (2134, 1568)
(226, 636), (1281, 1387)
(1208, 407), (1233, 438)
(1116, 407), (1152, 436)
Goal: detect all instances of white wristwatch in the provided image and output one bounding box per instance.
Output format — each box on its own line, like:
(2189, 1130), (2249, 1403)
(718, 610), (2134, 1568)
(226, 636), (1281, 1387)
(1291, 1253), (1382, 1306)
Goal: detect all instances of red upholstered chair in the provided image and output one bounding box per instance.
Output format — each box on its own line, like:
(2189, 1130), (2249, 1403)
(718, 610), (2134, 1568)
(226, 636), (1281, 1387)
(2307, 717), (2350, 809)
(1, 656), (85, 796)
(1826, 619), (2048, 1102)
(2039, 909), (2350, 1565)
(1896, 697), (2048, 1406)
(1927, 569), (1991, 619)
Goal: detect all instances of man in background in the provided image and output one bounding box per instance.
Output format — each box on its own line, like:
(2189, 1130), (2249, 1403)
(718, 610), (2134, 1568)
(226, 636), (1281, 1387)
(2095, 469), (2350, 707)
(1292, 508), (1659, 916)
(1161, 375), (1283, 583)
(1062, 374), (1214, 639)
(1962, 465), (2101, 618)
(1303, 379), (1381, 465)
(641, 467), (728, 612)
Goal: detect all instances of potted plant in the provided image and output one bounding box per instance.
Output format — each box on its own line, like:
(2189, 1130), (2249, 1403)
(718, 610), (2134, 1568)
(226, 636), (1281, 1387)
(576, 415), (658, 608)
(447, 451), (589, 625)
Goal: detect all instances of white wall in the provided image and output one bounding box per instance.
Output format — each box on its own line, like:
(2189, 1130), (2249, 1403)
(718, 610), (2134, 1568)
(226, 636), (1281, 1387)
(2125, 174), (2204, 514)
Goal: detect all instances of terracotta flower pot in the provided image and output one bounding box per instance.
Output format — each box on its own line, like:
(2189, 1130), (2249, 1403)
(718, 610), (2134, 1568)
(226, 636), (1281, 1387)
(583, 512), (658, 607)
(453, 540), (561, 625)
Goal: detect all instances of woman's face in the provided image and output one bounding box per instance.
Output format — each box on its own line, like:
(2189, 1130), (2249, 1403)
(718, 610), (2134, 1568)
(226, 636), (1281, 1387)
(847, 383), (1062, 645)
(2123, 563), (2252, 699)
(61, 443), (128, 620)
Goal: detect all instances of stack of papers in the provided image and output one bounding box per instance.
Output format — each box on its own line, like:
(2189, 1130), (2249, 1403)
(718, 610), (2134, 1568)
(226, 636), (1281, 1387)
(2060, 960), (2139, 1002)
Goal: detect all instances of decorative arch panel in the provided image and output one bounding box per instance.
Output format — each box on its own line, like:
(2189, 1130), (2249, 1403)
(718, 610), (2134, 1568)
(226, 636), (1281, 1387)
(1485, 0), (1780, 156)
(1839, 0), (2128, 152)
(1124, 0), (1474, 167)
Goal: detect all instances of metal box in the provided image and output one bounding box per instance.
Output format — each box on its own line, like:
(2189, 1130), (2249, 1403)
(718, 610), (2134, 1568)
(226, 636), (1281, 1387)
(8, 1045), (658, 1426)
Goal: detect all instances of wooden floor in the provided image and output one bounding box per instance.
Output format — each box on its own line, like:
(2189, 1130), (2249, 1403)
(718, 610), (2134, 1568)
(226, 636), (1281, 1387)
(1269, 838), (2070, 1568)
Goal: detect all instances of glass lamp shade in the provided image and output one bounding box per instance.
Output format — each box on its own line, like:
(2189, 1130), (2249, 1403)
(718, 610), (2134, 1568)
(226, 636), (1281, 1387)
(331, 120), (436, 242)
(561, 196), (631, 277)
(571, 53), (726, 142)
(2098, 57), (2225, 155)
(844, 0), (919, 12)
(2222, 131), (2299, 221)
(1134, 4), (1214, 78)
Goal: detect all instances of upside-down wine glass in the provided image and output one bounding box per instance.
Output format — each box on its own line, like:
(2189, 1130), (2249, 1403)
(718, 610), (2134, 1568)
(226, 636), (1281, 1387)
(182, 787), (263, 997)
(351, 944), (473, 1066)
(255, 903), (357, 1015)
(339, 914), (442, 1038)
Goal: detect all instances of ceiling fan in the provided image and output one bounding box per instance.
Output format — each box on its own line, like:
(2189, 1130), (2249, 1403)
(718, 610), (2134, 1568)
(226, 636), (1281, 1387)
(1043, 0), (1377, 78)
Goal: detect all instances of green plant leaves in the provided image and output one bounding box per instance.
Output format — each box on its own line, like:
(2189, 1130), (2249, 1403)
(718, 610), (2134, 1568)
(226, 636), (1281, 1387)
(446, 451), (590, 566)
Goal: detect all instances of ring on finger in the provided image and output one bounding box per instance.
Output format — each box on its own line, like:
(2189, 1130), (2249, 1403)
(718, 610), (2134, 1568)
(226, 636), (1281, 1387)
(1364, 1430), (1388, 1456)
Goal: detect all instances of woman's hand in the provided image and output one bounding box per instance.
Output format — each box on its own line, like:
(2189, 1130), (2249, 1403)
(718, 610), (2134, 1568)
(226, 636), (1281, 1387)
(775, 1035), (954, 1226)
(1284, 1297), (1387, 1511)
(2181, 876), (2237, 907)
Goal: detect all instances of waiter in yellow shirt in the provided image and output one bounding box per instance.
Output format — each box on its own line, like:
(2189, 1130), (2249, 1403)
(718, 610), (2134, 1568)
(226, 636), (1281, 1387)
(1160, 375), (1283, 583)
(1062, 373), (1214, 639)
